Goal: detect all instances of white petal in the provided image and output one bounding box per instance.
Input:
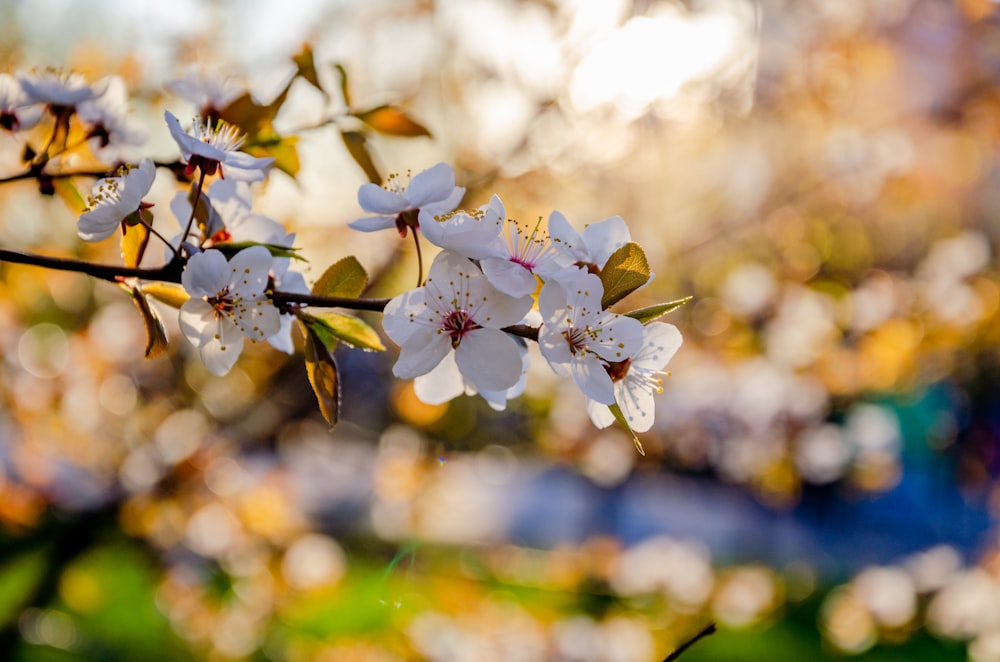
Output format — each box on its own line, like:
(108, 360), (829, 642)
(393, 335), (450, 379)
(481, 257), (538, 298)
(267, 315), (296, 354)
(454, 327), (524, 393)
(382, 289), (434, 346)
(586, 399), (615, 429)
(547, 210), (588, 262)
(571, 352), (616, 404)
(581, 215), (631, 267)
(422, 186), (465, 215)
(179, 299), (219, 347)
(418, 195), (505, 259)
(227, 245), (272, 296)
(236, 300), (281, 342)
(538, 325), (573, 377)
(182, 249), (230, 297)
(615, 379), (656, 433)
(413, 352), (465, 405)
(164, 110), (194, 158)
(348, 215), (396, 232)
(199, 321), (245, 376)
(406, 162), (457, 208)
(633, 322), (683, 371)
(77, 207), (120, 242)
(358, 183), (407, 215)
(589, 313), (644, 363)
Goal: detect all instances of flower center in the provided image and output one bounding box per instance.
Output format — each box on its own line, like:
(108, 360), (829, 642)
(562, 327), (590, 355)
(505, 216), (555, 271)
(207, 286), (236, 314)
(441, 309), (480, 348)
(605, 357), (632, 382)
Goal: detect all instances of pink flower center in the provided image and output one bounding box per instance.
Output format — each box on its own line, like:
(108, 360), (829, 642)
(441, 309), (480, 348)
(562, 327), (589, 355)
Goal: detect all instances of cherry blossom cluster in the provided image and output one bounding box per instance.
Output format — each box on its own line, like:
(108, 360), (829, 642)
(0, 65), (683, 441)
(73, 109), (307, 376)
(352, 164), (683, 434)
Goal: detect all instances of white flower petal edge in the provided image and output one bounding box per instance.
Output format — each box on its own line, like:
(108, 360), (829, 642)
(77, 159), (155, 242)
(586, 321), (683, 433)
(418, 195), (505, 259)
(382, 250), (532, 398)
(349, 162), (465, 233)
(549, 211), (631, 269)
(179, 246), (280, 375)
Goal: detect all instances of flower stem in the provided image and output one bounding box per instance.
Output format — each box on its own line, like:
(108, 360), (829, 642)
(412, 228), (424, 287)
(180, 169), (207, 246)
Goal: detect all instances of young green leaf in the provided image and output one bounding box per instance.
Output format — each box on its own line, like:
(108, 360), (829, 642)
(124, 285), (169, 359)
(303, 327), (340, 428)
(312, 256), (368, 298)
(625, 296), (693, 324)
(340, 130), (381, 184)
(53, 178), (86, 214)
(304, 311), (385, 352)
(600, 242), (651, 309)
(609, 402), (645, 456)
(354, 105), (431, 138)
(212, 241), (304, 261)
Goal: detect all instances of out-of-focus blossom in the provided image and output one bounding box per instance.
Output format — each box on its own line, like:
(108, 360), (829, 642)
(382, 250), (532, 398)
(165, 111), (273, 181)
(167, 66), (245, 116)
(179, 246), (280, 375)
(18, 69), (104, 107)
(77, 158), (156, 242)
(0, 73), (41, 131)
(350, 162), (465, 235)
(76, 75), (147, 152)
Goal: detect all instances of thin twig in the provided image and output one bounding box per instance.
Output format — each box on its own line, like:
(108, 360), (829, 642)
(0, 247), (183, 283)
(662, 623), (717, 662)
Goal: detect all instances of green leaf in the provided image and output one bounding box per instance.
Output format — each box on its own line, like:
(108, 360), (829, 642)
(340, 130), (381, 184)
(303, 327), (340, 428)
(218, 83), (290, 138)
(600, 242), (651, 309)
(124, 285), (169, 359)
(213, 241), (304, 261)
(354, 105), (431, 138)
(303, 311), (384, 352)
(609, 403), (644, 456)
(312, 256), (368, 298)
(292, 44), (325, 96)
(625, 296), (693, 324)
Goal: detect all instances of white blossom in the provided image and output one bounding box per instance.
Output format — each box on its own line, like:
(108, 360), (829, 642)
(0, 73), (41, 131)
(77, 159), (156, 242)
(382, 250), (532, 398)
(549, 211), (632, 270)
(165, 111), (273, 181)
(586, 321), (682, 432)
(76, 75), (147, 154)
(179, 246), (280, 376)
(18, 69), (104, 107)
(538, 271), (644, 405)
(349, 162), (465, 234)
(418, 194), (506, 259)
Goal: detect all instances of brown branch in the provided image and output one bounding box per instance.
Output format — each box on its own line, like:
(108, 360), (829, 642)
(0, 160), (185, 185)
(663, 623), (717, 662)
(269, 290), (391, 312)
(0, 247), (183, 283)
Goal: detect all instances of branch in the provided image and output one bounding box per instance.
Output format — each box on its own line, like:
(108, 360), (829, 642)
(662, 623), (717, 662)
(269, 290), (391, 312)
(0, 247), (183, 283)
(0, 160), (186, 185)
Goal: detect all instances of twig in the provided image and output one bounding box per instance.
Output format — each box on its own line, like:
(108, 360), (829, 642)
(0, 247), (183, 283)
(662, 623), (717, 662)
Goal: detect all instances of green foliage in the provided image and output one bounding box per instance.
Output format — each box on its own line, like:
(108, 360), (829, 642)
(212, 241), (303, 261)
(600, 242), (651, 309)
(302, 312), (384, 352)
(625, 296), (692, 324)
(311, 256), (368, 298)
(608, 402), (644, 455)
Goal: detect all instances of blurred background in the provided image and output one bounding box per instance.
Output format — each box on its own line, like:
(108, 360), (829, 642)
(1, 0), (999, 659)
